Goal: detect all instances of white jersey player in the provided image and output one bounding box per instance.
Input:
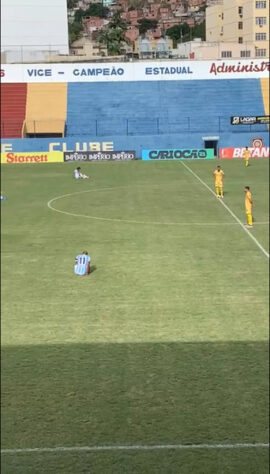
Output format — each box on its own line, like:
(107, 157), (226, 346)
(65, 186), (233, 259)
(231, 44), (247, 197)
(74, 251), (91, 276)
(74, 167), (89, 179)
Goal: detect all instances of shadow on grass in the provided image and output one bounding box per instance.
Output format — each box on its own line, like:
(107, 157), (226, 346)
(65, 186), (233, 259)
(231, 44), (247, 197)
(90, 264), (97, 274)
(1, 341), (269, 473)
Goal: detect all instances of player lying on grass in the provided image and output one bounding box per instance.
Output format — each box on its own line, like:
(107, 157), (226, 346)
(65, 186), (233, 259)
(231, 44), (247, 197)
(74, 251), (91, 276)
(213, 165), (224, 198)
(74, 167), (89, 179)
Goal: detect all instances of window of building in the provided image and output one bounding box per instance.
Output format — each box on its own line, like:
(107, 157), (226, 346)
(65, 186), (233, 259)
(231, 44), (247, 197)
(255, 48), (267, 56)
(238, 37), (243, 43)
(238, 6), (243, 15)
(256, 17), (267, 25)
(221, 51), (232, 58)
(256, 32), (267, 40)
(256, 1), (266, 8)
(221, 13), (224, 19)
(240, 50), (251, 57)
(238, 21), (243, 29)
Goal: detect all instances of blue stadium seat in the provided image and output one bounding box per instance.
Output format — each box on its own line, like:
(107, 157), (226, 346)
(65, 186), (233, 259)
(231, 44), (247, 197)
(66, 79), (267, 137)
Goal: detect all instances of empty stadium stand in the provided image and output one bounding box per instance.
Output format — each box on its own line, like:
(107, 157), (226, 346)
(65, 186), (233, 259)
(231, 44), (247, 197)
(0, 76), (269, 150)
(1, 83), (27, 138)
(66, 79), (268, 137)
(24, 83), (67, 137)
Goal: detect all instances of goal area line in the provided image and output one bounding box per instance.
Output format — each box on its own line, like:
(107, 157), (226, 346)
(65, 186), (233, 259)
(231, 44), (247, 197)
(2, 442), (269, 455)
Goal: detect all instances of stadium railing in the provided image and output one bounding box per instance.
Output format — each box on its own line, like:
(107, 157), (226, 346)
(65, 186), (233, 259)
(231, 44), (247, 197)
(1, 117), (268, 139)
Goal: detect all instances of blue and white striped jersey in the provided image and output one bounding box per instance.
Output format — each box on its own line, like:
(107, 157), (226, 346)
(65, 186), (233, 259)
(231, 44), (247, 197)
(74, 254), (91, 275)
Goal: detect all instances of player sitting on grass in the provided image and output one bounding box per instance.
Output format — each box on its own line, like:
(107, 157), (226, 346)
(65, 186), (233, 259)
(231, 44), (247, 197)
(1, 191), (6, 201)
(74, 251), (91, 276)
(74, 167), (89, 179)
(213, 165), (224, 199)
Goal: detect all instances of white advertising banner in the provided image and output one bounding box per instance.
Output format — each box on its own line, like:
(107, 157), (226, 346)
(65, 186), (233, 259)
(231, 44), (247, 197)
(1, 59), (269, 83)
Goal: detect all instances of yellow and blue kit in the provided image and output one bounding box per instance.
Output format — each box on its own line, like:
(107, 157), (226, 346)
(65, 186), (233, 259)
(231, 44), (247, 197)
(245, 190), (253, 226)
(213, 169), (224, 197)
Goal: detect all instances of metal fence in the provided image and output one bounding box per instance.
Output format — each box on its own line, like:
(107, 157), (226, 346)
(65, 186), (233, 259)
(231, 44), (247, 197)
(1, 45), (69, 64)
(1, 43), (264, 63)
(1, 117), (268, 139)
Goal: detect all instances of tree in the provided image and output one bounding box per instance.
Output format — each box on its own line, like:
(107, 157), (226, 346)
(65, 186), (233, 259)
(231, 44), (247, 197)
(85, 3), (110, 18)
(98, 11), (129, 56)
(98, 29), (125, 55)
(166, 23), (190, 46)
(69, 3), (110, 44)
(137, 18), (158, 35)
(74, 4), (109, 24)
(68, 21), (83, 44)
(74, 9), (85, 24)
(67, 0), (77, 9)
(192, 20), (205, 41)
(108, 10), (129, 30)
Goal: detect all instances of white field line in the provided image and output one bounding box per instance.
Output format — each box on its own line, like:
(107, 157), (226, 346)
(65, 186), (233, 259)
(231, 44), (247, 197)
(47, 187), (269, 227)
(2, 442), (269, 455)
(179, 161), (269, 260)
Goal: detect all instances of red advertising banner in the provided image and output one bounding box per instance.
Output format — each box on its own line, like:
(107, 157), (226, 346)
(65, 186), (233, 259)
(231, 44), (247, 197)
(219, 147), (269, 159)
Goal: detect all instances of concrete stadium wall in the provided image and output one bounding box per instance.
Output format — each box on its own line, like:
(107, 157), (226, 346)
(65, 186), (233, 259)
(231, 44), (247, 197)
(1, 60), (269, 153)
(1, 132), (269, 156)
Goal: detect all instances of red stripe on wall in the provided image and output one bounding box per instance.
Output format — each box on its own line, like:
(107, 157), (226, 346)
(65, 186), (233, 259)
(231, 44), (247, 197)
(1, 83), (27, 138)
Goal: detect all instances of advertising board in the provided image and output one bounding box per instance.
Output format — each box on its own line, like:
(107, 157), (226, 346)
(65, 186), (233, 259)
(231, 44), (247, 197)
(219, 147), (269, 159)
(1, 59), (269, 83)
(0, 151), (64, 163)
(63, 151), (135, 162)
(142, 149), (215, 160)
(231, 116), (270, 125)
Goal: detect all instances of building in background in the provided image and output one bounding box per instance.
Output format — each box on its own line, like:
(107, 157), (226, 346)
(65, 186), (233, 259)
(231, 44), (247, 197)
(102, 0), (115, 6)
(177, 37), (256, 59)
(206, 0), (269, 57)
(68, 37), (108, 59)
(135, 35), (173, 58)
(1, 0), (69, 62)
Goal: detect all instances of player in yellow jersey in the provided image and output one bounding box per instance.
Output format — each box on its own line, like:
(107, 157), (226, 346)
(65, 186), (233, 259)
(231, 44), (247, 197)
(244, 186), (253, 228)
(213, 165), (225, 198)
(243, 147), (251, 167)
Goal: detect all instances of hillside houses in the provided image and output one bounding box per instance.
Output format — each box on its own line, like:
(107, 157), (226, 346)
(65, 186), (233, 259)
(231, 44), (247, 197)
(67, 0), (206, 56)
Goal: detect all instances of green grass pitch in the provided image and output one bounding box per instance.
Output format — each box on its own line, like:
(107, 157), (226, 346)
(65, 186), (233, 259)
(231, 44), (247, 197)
(1, 159), (269, 473)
